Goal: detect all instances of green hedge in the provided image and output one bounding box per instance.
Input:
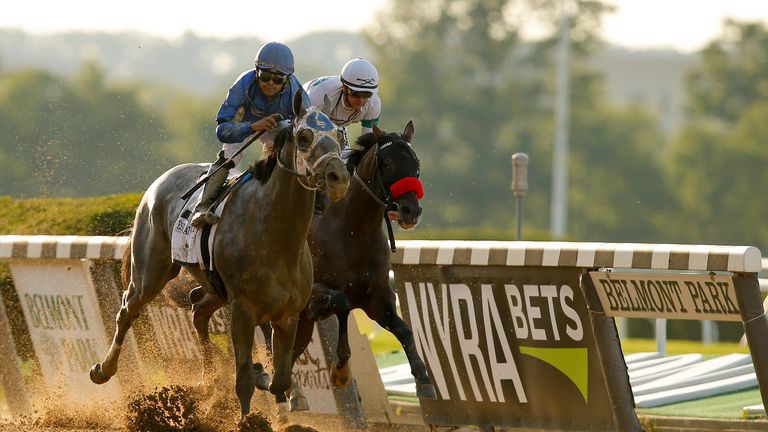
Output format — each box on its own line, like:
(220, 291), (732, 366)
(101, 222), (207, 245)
(0, 193), (141, 236)
(398, 226), (553, 241)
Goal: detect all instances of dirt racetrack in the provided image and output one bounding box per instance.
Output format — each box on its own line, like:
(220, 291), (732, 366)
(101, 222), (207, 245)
(0, 383), (402, 432)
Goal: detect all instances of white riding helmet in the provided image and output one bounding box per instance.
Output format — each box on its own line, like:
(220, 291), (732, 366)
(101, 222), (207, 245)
(340, 58), (379, 94)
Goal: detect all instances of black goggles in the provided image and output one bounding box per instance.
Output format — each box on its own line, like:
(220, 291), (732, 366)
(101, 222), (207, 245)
(258, 70), (287, 85)
(347, 89), (373, 99)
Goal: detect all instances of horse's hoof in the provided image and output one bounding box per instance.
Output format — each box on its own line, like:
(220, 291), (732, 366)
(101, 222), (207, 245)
(331, 364), (350, 388)
(276, 402), (290, 425)
(253, 363), (271, 391)
(417, 383), (437, 399)
(89, 363), (110, 384)
(290, 394), (310, 412)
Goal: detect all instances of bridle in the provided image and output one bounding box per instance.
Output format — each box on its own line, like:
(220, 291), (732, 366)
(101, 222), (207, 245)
(353, 147), (398, 212)
(276, 109), (343, 190)
(352, 137), (422, 251)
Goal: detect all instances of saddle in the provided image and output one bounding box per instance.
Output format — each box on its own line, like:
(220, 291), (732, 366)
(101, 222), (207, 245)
(171, 169), (252, 271)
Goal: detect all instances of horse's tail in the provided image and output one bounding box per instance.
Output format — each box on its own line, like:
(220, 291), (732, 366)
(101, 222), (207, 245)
(120, 230), (133, 289)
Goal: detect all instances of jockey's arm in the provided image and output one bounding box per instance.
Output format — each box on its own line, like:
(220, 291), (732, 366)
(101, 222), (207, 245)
(360, 95), (381, 137)
(215, 73), (255, 144)
(360, 117), (379, 136)
(216, 120), (253, 144)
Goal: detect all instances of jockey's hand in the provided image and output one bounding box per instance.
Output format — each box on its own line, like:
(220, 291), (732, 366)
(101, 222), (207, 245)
(250, 114), (281, 132)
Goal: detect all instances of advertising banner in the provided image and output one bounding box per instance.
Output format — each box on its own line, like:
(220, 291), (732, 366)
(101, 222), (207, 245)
(9, 259), (121, 405)
(393, 264), (615, 430)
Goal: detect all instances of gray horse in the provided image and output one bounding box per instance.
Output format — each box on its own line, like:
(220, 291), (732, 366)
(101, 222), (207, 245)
(89, 91), (350, 420)
(188, 122), (436, 412)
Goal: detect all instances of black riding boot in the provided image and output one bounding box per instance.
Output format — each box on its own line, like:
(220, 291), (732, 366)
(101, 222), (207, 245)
(190, 152), (233, 228)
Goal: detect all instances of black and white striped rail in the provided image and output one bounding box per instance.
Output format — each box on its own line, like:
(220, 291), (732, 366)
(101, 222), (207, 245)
(0, 235), (129, 260)
(391, 240), (762, 272)
(1, 236), (762, 273)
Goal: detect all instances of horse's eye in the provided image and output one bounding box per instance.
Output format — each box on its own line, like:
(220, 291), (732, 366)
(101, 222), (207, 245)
(297, 129), (314, 149)
(380, 158), (395, 177)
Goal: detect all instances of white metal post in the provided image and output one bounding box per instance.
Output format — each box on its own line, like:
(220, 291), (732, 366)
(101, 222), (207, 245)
(550, 0), (571, 238)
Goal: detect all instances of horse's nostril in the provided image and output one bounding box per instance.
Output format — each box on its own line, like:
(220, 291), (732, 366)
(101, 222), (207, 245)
(401, 206), (412, 217)
(327, 172), (339, 183)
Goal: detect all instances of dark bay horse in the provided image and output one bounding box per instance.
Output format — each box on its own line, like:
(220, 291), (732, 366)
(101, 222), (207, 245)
(297, 121), (436, 402)
(89, 91), (350, 420)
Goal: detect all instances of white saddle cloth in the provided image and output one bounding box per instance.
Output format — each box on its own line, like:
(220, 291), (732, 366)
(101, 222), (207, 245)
(171, 169), (241, 270)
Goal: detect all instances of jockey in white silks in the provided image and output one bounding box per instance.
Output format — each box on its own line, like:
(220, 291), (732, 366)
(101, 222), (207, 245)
(303, 57), (382, 214)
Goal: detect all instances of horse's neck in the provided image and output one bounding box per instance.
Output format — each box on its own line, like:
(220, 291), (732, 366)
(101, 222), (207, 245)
(273, 148), (314, 223)
(342, 161), (386, 233)
(243, 149), (314, 247)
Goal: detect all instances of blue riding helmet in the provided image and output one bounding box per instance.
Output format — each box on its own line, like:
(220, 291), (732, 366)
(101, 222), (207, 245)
(255, 42), (295, 75)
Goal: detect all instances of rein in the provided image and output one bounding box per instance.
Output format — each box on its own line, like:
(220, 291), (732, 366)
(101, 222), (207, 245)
(353, 145), (400, 252)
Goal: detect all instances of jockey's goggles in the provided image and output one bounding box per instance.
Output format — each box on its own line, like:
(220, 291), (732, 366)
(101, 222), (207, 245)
(258, 70), (287, 85)
(346, 88), (373, 100)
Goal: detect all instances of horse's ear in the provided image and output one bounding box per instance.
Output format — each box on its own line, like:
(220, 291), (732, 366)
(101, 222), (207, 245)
(293, 90), (307, 119)
(372, 123), (383, 138)
(403, 120), (415, 142)
(321, 95), (332, 117)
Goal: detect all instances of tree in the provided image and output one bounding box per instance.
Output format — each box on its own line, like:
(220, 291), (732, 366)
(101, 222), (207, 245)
(0, 62), (173, 197)
(686, 20), (768, 124)
(366, 0), (670, 241)
(665, 20), (768, 249)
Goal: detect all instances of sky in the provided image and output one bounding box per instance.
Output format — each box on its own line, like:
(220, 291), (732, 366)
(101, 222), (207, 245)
(1, 0), (767, 53)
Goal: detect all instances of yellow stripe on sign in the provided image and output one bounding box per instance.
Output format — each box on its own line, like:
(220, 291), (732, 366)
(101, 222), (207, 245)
(519, 346), (589, 403)
(352, 309), (374, 335)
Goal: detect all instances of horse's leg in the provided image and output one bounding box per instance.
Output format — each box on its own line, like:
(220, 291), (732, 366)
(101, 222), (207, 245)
(254, 322), (273, 391)
(91, 247), (179, 384)
(365, 297), (437, 399)
(284, 310), (316, 412)
(290, 310), (315, 363)
(190, 287), (226, 384)
(230, 298), (259, 417)
(259, 322), (274, 354)
(329, 292), (352, 387)
(269, 314), (299, 424)
(305, 284), (352, 387)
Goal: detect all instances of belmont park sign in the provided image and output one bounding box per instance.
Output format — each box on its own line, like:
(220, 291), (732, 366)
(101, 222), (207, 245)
(590, 272), (741, 321)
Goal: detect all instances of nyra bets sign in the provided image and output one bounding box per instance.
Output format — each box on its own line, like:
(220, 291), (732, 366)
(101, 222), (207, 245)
(392, 265), (614, 430)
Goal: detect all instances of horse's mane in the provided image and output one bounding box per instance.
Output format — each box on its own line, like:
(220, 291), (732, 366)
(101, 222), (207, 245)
(247, 126), (290, 183)
(347, 130), (399, 168)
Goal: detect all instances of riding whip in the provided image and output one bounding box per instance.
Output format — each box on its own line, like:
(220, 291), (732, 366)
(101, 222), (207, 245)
(180, 114), (283, 200)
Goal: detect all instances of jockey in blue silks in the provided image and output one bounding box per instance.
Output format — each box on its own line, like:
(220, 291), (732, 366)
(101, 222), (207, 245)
(191, 41), (310, 228)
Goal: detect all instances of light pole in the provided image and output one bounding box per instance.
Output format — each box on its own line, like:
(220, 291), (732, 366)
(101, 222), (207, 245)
(550, 0), (571, 239)
(511, 153), (529, 240)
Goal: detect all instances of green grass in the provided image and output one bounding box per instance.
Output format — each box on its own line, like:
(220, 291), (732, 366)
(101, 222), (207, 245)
(621, 338), (750, 356)
(637, 389), (764, 419)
